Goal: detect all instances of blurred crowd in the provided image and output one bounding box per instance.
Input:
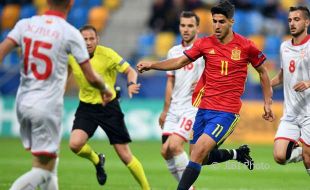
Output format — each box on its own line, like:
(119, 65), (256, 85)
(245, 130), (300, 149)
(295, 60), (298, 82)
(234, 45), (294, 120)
(0, 0), (309, 99)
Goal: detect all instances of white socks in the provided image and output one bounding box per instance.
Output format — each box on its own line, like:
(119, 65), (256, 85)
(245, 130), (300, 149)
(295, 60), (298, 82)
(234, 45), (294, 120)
(10, 158), (59, 190)
(39, 174), (58, 190)
(287, 147), (303, 163)
(39, 158), (59, 190)
(166, 158), (179, 181)
(166, 151), (189, 181)
(10, 168), (52, 190)
(174, 151), (190, 180)
(166, 152), (193, 189)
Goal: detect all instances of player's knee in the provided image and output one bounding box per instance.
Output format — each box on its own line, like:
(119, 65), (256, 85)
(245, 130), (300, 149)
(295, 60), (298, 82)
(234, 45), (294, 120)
(273, 151), (287, 165)
(69, 139), (83, 153)
(168, 143), (183, 155)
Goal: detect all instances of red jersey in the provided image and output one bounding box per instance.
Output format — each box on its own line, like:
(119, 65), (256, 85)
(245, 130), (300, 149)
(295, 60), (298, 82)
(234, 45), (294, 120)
(184, 33), (266, 114)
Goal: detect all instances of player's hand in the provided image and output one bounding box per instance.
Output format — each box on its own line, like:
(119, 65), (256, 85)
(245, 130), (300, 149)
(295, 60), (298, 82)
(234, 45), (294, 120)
(262, 101), (275, 122)
(293, 81), (310, 92)
(159, 111), (167, 128)
(100, 87), (113, 106)
(136, 61), (153, 73)
(128, 83), (140, 98)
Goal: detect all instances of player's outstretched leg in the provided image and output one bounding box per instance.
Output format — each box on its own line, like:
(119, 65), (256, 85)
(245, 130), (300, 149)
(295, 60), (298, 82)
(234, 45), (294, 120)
(236, 145), (254, 170)
(95, 153), (107, 185)
(202, 145), (254, 170)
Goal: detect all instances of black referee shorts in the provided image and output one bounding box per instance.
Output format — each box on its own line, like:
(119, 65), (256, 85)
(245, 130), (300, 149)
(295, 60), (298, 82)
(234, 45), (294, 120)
(72, 99), (132, 144)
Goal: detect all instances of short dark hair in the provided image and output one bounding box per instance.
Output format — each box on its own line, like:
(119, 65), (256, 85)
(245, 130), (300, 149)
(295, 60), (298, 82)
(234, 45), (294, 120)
(289, 6), (310, 19)
(79, 25), (98, 35)
(48, 0), (71, 8)
(211, 0), (235, 19)
(180, 11), (200, 26)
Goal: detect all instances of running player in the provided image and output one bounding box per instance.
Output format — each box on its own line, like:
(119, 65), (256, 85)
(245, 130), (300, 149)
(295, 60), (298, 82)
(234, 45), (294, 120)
(68, 25), (150, 189)
(160, 11), (254, 189)
(271, 6), (310, 175)
(0, 0), (112, 189)
(137, 1), (274, 189)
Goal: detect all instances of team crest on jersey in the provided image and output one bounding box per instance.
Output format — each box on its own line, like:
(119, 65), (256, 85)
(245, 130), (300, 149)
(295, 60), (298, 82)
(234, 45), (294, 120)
(231, 47), (241, 60)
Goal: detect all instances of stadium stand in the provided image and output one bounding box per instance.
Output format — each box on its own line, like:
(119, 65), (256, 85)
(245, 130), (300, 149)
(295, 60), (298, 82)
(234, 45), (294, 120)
(0, 0), (122, 95)
(154, 32), (175, 58)
(88, 6), (109, 32)
(0, 0), (309, 99)
(1, 4), (20, 30)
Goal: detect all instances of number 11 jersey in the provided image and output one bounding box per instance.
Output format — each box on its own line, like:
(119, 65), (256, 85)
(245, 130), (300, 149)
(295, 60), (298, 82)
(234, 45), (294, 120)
(184, 33), (266, 114)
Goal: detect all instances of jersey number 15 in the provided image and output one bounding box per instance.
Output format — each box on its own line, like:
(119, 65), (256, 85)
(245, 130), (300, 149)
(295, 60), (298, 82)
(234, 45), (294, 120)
(23, 37), (53, 80)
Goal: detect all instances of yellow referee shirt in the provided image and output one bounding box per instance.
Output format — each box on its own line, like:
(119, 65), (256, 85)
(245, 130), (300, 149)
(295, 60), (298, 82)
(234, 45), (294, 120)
(68, 45), (130, 104)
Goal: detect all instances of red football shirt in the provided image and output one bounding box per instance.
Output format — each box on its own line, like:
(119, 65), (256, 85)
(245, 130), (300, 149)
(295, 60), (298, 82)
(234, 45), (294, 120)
(184, 33), (266, 114)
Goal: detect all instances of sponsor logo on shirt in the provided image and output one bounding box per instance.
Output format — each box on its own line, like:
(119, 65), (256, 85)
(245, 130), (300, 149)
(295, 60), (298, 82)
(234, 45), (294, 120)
(208, 49), (215, 54)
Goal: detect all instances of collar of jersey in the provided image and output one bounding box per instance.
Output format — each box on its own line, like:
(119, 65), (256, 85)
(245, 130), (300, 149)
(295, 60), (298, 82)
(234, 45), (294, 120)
(292, 35), (310, 46)
(44, 10), (66, 19)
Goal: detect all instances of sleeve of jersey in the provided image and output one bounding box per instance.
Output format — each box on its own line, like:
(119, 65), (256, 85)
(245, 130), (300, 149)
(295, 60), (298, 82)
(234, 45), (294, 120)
(68, 29), (89, 64)
(279, 43), (284, 69)
(7, 20), (25, 46)
(183, 38), (203, 62)
(166, 49), (175, 77)
(248, 40), (266, 68)
(108, 48), (129, 73)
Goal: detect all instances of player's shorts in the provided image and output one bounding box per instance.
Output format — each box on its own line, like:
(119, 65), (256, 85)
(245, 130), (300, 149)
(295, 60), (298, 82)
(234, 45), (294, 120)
(190, 109), (240, 146)
(72, 99), (132, 144)
(16, 103), (62, 158)
(162, 106), (197, 141)
(275, 115), (310, 146)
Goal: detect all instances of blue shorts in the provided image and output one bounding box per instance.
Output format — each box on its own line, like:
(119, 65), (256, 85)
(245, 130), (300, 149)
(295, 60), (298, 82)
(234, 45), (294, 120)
(190, 109), (240, 146)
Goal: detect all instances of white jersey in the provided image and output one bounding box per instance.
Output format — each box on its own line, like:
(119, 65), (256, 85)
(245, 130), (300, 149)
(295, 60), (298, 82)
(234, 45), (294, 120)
(162, 43), (204, 140)
(166, 44), (205, 109)
(280, 35), (310, 118)
(8, 11), (89, 111)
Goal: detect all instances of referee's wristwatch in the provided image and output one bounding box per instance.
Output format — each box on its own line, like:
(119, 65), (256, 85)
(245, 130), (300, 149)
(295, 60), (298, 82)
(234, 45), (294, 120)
(127, 81), (136, 87)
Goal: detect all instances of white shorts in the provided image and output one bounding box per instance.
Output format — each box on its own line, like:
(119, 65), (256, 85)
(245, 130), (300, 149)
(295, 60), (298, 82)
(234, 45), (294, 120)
(16, 103), (62, 157)
(275, 115), (310, 146)
(162, 106), (197, 141)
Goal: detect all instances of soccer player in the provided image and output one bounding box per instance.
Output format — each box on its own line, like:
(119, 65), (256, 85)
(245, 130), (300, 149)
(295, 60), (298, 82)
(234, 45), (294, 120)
(68, 25), (150, 189)
(271, 6), (310, 174)
(0, 0), (112, 190)
(137, 1), (274, 189)
(160, 11), (254, 188)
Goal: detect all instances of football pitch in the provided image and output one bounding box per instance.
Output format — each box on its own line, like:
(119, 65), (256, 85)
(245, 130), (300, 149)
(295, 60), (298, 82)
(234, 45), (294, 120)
(0, 138), (308, 190)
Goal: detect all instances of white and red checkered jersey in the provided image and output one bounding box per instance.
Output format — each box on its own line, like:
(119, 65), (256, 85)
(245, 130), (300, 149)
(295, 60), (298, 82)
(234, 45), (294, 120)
(280, 35), (310, 117)
(8, 10), (89, 109)
(166, 43), (205, 108)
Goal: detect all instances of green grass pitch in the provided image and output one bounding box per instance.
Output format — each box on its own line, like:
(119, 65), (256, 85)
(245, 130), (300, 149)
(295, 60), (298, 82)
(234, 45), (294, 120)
(0, 138), (308, 190)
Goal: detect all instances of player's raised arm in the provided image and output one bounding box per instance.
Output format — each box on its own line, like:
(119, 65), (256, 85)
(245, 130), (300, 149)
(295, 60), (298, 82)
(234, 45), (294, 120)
(136, 55), (191, 73)
(255, 64), (275, 122)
